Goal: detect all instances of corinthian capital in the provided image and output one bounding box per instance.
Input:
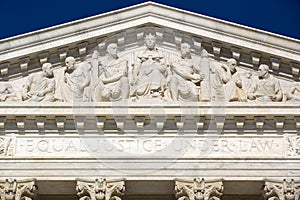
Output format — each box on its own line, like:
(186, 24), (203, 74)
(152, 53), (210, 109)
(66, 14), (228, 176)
(262, 178), (300, 200)
(0, 178), (37, 200)
(174, 178), (223, 200)
(76, 178), (125, 200)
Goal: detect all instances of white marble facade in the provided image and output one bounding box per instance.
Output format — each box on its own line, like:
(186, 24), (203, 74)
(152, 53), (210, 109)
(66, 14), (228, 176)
(0, 2), (300, 200)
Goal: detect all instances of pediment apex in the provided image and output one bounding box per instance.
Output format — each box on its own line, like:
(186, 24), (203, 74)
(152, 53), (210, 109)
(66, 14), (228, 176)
(0, 1), (299, 62)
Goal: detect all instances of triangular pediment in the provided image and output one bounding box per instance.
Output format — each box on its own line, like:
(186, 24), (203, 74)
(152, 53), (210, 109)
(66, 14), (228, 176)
(0, 1), (299, 103)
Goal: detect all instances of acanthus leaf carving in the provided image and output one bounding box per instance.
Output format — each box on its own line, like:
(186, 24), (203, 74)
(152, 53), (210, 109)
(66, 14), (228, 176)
(174, 178), (223, 200)
(76, 178), (125, 200)
(0, 178), (37, 200)
(0, 135), (15, 157)
(285, 135), (300, 157)
(261, 179), (300, 200)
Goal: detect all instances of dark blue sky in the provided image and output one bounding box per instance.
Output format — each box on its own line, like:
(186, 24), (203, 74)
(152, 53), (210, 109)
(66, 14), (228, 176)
(0, 0), (300, 40)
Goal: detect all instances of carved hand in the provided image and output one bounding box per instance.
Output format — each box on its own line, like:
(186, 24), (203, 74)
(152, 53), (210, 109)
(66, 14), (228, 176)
(271, 94), (281, 102)
(235, 81), (243, 88)
(0, 95), (7, 101)
(191, 74), (201, 81)
(130, 79), (137, 86)
(37, 91), (45, 97)
(121, 70), (128, 77)
(22, 92), (32, 100)
(247, 93), (256, 100)
(78, 84), (85, 91)
(221, 64), (229, 71)
(199, 73), (205, 81)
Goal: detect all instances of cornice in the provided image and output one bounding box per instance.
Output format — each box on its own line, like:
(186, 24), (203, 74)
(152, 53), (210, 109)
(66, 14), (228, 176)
(0, 2), (299, 63)
(0, 102), (299, 132)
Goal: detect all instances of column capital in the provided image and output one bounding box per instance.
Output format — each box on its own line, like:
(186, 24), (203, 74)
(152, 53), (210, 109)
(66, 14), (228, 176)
(0, 178), (37, 200)
(174, 178), (224, 200)
(262, 178), (300, 200)
(76, 178), (125, 200)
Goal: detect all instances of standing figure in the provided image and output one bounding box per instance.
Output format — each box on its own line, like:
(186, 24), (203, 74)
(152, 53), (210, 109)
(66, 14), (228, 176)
(60, 57), (91, 102)
(247, 64), (283, 102)
(223, 58), (247, 102)
(84, 50), (103, 101)
(93, 43), (129, 102)
(169, 43), (203, 101)
(242, 71), (254, 96)
(22, 63), (55, 102)
(132, 33), (168, 99)
(198, 49), (211, 102)
(209, 61), (232, 102)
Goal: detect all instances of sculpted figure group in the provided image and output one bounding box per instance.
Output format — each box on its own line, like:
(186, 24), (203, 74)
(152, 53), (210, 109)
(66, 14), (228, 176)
(93, 43), (129, 102)
(0, 34), (297, 103)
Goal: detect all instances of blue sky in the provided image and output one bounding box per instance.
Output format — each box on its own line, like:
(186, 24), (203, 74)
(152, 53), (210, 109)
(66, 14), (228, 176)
(0, 0), (300, 40)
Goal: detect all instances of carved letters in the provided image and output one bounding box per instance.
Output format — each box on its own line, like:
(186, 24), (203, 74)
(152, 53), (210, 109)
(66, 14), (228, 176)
(76, 178), (125, 200)
(174, 178), (223, 200)
(0, 178), (37, 200)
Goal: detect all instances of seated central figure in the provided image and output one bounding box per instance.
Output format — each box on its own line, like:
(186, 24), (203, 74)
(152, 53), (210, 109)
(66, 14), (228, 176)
(132, 34), (168, 99)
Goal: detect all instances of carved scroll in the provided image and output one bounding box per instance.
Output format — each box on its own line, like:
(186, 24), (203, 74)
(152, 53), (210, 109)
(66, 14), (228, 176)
(0, 178), (37, 200)
(261, 179), (300, 200)
(285, 135), (300, 156)
(0, 135), (15, 157)
(76, 178), (125, 200)
(174, 178), (223, 200)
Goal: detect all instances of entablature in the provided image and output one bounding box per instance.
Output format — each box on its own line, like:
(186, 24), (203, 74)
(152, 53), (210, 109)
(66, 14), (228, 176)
(0, 102), (299, 133)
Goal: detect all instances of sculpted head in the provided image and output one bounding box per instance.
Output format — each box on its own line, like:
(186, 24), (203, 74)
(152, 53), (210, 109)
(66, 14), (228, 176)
(258, 64), (269, 79)
(227, 58), (237, 73)
(180, 43), (191, 58)
(200, 49), (208, 58)
(107, 43), (118, 59)
(144, 33), (156, 50)
(42, 63), (53, 77)
(92, 50), (99, 58)
(65, 56), (76, 71)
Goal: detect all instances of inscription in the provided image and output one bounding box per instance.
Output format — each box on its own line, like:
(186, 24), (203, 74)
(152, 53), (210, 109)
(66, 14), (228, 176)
(174, 139), (277, 154)
(25, 139), (88, 153)
(16, 136), (284, 158)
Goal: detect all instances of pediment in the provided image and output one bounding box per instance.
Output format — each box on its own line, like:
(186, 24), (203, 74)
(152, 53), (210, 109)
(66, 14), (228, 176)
(0, 1), (299, 104)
